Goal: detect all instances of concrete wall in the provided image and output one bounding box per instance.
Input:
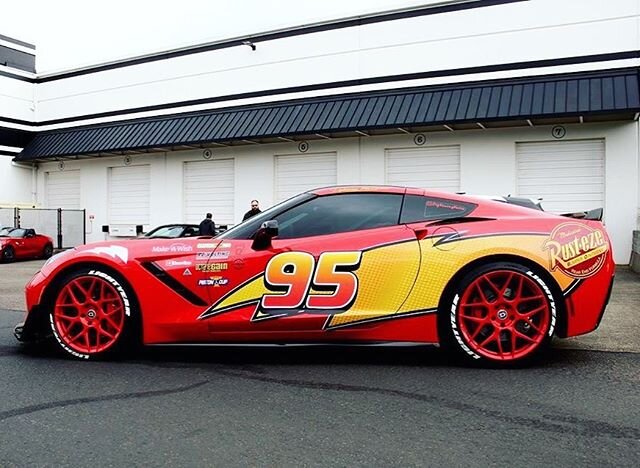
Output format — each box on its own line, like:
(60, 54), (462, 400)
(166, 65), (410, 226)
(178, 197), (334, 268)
(35, 121), (638, 264)
(0, 158), (34, 206)
(33, 0), (640, 129)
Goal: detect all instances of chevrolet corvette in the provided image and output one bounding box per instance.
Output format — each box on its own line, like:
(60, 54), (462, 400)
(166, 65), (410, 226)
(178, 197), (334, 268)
(1, 228), (54, 262)
(15, 186), (615, 365)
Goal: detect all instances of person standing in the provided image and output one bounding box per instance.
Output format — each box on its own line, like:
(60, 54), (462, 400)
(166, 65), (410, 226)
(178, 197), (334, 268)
(199, 213), (216, 236)
(242, 200), (262, 221)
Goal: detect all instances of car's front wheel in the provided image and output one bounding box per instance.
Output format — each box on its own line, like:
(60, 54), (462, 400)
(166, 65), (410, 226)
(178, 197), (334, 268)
(441, 262), (557, 366)
(1, 246), (15, 262)
(48, 268), (137, 360)
(42, 244), (53, 259)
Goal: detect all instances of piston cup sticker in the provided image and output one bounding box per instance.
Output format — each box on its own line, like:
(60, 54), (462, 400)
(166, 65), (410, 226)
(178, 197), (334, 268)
(543, 222), (609, 278)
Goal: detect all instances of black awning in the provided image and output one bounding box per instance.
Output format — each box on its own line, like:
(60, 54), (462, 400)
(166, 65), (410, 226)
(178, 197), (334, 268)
(17, 68), (640, 161)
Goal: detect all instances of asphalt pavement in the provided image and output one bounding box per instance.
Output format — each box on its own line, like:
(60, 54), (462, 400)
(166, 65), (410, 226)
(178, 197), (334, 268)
(0, 261), (638, 466)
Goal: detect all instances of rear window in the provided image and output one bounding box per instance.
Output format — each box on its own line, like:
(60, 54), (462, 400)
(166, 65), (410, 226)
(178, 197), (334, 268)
(400, 195), (477, 224)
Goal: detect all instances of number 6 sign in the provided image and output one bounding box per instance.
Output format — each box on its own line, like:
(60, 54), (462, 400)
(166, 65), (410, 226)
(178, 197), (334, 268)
(261, 251), (362, 312)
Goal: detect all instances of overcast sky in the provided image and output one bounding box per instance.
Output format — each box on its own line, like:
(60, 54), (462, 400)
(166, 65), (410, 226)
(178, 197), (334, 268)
(3, 0), (434, 73)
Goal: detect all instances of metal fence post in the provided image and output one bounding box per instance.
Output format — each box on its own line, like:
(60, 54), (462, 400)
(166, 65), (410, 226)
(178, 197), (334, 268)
(83, 209), (86, 245)
(57, 208), (63, 249)
(14, 207), (19, 228)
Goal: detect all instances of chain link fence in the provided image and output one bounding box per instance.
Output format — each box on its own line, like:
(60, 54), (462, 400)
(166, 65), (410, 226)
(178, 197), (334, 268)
(0, 207), (86, 248)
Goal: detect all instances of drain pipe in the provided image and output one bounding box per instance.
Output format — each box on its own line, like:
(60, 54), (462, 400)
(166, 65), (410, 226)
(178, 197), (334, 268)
(11, 161), (38, 207)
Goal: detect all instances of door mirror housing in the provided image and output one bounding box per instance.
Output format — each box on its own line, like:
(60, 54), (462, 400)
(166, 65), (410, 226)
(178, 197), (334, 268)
(252, 220), (279, 250)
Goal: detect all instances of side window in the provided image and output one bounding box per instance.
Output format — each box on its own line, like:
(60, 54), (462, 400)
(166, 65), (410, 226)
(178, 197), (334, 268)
(400, 195), (477, 224)
(275, 193), (403, 239)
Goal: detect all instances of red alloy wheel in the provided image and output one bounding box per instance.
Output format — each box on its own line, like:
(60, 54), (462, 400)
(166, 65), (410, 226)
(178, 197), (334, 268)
(457, 270), (551, 361)
(52, 276), (126, 355)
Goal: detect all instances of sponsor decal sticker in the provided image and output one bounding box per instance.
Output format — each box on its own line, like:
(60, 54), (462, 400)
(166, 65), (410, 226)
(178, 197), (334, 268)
(211, 251), (230, 260)
(197, 242), (218, 249)
(165, 260), (192, 267)
(183, 268), (192, 276)
(543, 222), (609, 278)
(219, 242), (232, 248)
(196, 252), (213, 260)
(198, 276), (229, 287)
(152, 243), (193, 253)
(196, 263), (228, 272)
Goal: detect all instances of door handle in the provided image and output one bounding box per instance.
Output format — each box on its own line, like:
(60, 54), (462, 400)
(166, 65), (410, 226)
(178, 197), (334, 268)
(414, 228), (429, 240)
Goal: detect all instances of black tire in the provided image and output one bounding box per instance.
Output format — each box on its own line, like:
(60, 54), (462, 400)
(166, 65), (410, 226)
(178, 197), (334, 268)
(439, 262), (557, 367)
(2, 246), (15, 262)
(46, 267), (139, 360)
(42, 244), (53, 259)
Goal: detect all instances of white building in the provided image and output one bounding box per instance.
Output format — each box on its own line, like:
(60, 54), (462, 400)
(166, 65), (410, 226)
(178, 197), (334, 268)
(1, 0), (639, 263)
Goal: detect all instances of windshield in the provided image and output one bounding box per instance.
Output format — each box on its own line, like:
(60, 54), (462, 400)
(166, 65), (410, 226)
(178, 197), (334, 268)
(218, 193), (315, 240)
(0, 227), (14, 236)
(145, 226), (186, 238)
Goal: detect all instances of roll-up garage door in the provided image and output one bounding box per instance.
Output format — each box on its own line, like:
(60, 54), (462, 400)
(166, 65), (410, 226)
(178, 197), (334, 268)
(516, 139), (604, 214)
(385, 146), (461, 192)
(275, 152), (337, 202)
(184, 159), (234, 225)
(108, 165), (150, 225)
(45, 170), (80, 209)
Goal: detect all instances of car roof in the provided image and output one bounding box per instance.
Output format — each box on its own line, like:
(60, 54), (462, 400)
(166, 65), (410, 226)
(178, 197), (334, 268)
(311, 185), (408, 196)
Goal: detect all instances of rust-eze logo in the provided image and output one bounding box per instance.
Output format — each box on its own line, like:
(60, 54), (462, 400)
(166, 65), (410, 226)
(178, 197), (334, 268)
(543, 222), (609, 278)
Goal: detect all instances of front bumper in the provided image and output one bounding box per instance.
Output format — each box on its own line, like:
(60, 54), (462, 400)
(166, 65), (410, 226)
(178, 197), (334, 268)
(14, 305), (50, 343)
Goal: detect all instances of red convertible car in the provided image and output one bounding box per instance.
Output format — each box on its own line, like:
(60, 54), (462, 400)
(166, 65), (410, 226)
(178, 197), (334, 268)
(0, 228), (54, 262)
(15, 186), (615, 365)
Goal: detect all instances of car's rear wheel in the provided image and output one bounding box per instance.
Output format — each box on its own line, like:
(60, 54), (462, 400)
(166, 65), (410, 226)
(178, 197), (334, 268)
(42, 244), (53, 259)
(2, 246), (15, 262)
(441, 262), (556, 366)
(48, 268), (137, 360)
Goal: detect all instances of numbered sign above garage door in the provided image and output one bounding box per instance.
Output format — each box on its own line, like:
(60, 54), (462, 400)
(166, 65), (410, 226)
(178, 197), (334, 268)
(516, 139), (604, 214)
(385, 146), (461, 192)
(45, 170), (80, 209)
(184, 159), (235, 225)
(275, 152), (337, 202)
(108, 165), (151, 225)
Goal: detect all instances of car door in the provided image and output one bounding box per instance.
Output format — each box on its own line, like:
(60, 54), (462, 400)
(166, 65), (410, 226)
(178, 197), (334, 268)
(9, 229), (27, 259)
(23, 230), (40, 257)
(198, 192), (422, 342)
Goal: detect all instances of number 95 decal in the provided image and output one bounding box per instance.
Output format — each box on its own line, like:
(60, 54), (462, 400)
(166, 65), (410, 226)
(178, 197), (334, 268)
(261, 251), (362, 314)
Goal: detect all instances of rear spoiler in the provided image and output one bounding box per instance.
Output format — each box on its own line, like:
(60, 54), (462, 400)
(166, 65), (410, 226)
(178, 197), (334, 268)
(560, 208), (603, 221)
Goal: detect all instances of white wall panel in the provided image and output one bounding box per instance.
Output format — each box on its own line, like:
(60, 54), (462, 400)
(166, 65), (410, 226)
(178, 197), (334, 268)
(517, 140), (605, 214)
(275, 152), (337, 202)
(108, 165), (150, 225)
(45, 169), (80, 209)
(184, 159), (235, 225)
(385, 146), (460, 192)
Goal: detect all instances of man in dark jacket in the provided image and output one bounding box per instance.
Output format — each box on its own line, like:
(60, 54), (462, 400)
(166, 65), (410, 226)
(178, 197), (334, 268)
(242, 200), (262, 221)
(199, 213), (216, 236)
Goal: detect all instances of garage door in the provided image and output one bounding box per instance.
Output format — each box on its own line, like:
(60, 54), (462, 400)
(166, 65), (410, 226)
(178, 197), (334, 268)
(108, 165), (150, 225)
(184, 159), (234, 225)
(385, 146), (461, 192)
(275, 152), (337, 202)
(45, 170), (80, 209)
(516, 140), (604, 214)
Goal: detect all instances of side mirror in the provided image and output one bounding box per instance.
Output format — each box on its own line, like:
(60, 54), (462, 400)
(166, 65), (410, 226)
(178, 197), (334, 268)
(251, 220), (279, 251)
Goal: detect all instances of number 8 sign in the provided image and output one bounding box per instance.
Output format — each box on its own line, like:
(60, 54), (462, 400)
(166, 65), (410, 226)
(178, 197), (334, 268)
(261, 251), (362, 312)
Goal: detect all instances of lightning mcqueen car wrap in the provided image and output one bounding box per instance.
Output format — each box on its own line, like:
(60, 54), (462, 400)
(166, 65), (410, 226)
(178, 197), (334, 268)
(15, 186), (615, 365)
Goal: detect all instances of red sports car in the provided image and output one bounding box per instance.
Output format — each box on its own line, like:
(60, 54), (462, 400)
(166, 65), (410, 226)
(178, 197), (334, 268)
(15, 186), (615, 365)
(0, 228), (54, 262)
